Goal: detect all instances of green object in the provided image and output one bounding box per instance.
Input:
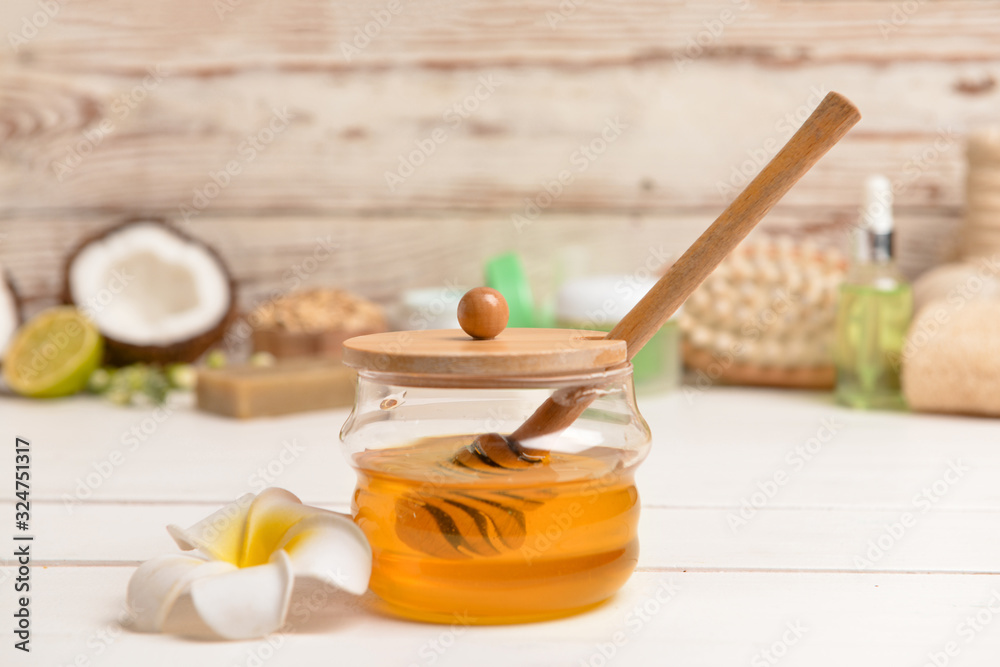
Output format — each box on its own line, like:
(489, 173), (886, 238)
(485, 253), (535, 327)
(89, 362), (193, 406)
(166, 363), (196, 391)
(835, 174), (913, 411)
(834, 272), (912, 410)
(554, 275), (681, 393)
(87, 367), (112, 394)
(633, 323), (678, 387)
(2, 306), (104, 398)
(555, 318), (679, 389)
(104, 363), (171, 405)
(205, 349), (228, 369)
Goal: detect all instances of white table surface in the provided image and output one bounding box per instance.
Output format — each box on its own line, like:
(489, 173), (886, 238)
(2, 386), (1000, 667)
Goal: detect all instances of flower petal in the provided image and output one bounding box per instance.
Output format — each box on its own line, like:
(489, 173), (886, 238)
(167, 493), (255, 565)
(188, 550), (294, 640)
(240, 488), (330, 567)
(127, 554), (236, 633)
(277, 513), (372, 595)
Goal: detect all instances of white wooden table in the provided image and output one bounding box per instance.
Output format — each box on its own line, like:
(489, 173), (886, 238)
(2, 387), (1000, 666)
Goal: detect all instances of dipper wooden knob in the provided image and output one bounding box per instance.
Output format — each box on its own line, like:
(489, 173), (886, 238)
(458, 287), (509, 339)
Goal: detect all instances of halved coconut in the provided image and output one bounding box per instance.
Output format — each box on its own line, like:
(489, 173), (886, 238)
(0, 268), (23, 363)
(62, 219), (237, 365)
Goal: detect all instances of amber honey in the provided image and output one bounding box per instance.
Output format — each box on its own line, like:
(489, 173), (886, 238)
(352, 434), (640, 624)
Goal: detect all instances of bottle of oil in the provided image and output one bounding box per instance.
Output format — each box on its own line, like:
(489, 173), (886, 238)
(834, 175), (913, 410)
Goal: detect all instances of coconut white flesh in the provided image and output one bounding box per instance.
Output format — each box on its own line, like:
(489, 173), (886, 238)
(0, 278), (16, 360)
(69, 222), (230, 346)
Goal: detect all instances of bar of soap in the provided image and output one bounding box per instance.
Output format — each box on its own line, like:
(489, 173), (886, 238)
(196, 360), (356, 419)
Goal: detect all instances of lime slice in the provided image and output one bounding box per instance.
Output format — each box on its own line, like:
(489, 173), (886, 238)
(3, 307), (103, 398)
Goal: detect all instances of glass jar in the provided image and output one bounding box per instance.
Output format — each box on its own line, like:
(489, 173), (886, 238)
(340, 356), (651, 624)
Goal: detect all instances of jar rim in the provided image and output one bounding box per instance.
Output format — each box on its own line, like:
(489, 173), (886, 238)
(356, 361), (635, 389)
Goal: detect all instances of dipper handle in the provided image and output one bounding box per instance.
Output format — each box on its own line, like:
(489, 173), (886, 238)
(510, 92), (862, 444)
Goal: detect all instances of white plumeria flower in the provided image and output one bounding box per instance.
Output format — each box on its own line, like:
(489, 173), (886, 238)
(127, 488), (371, 640)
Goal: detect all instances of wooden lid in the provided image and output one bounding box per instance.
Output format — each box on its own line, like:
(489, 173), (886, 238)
(342, 328), (626, 376)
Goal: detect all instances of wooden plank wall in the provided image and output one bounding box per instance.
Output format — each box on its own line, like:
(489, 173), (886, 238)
(1, 0), (996, 315)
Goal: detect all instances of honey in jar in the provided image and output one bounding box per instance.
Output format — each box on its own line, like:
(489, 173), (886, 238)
(352, 434), (640, 623)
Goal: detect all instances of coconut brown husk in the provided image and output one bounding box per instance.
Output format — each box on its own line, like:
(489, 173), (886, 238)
(61, 218), (238, 366)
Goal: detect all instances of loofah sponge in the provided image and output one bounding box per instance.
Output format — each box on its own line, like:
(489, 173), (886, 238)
(679, 235), (845, 388)
(912, 261), (1000, 314)
(902, 299), (1000, 417)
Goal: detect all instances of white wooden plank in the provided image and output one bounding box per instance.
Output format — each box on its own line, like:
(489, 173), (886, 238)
(7, 500), (1000, 576)
(641, 388), (1000, 510)
(0, 394), (360, 505)
(2, 389), (999, 510)
(3, 567), (1000, 667)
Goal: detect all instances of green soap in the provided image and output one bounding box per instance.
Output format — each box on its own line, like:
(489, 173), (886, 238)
(485, 252), (535, 328)
(555, 319), (681, 390)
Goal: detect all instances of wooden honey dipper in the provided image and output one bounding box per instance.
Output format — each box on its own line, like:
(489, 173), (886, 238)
(458, 91), (862, 468)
